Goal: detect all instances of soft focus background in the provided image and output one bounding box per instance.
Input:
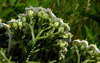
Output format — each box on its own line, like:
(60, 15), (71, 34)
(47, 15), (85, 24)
(0, 0), (100, 49)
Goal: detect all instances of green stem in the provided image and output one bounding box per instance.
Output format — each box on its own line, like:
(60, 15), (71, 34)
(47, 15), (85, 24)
(33, 31), (59, 46)
(83, 59), (95, 63)
(37, 32), (59, 40)
(0, 49), (11, 63)
(29, 24), (35, 41)
(36, 26), (52, 38)
(51, 27), (55, 34)
(26, 49), (40, 63)
(75, 45), (80, 63)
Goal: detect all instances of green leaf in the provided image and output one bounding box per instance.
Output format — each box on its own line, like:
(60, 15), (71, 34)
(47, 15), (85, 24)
(84, 25), (94, 43)
(0, 9), (14, 18)
(10, 0), (16, 7)
(57, 0), (60, 6)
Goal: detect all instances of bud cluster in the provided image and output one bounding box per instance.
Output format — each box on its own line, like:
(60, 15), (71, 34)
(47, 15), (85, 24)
(71, 39), (100, 63)
(55, 39), (68, 60)
(7, 6), (72, 62)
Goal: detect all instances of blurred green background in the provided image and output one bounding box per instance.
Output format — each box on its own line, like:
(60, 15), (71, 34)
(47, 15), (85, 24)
(0, 0), (100, 49)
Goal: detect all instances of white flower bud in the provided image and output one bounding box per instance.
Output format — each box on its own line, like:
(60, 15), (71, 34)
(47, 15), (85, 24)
(58, 27), (64, 33)
(88, 44), (100, 54)
(58, 41), (68, 47)
(72, 40), (81, 47)
(18, 21), (22, 30)
(57, 18), (64, 25)
(54, 22), (59, 28)
(59, 53), (65, 60)
(38, 11), (49, 19)
(49, 22), (53, 27)
(61, 33), (68, 38)
(79, 40), (88, 50)
(62, 23), (70, 31)
(28, 9), (34, 17)
(68, 33), (72, 38)
(81, 40), (88, 47)
(63, 41), (68, 47)
(21, 16), (26, 22)
(61, 47), (68, 53)
(43, 13), (49, 19)
(13, 21), (18, 30)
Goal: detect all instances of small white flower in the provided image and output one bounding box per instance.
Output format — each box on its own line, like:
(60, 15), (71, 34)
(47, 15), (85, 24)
(72, 39), (81, 46)
(88, 44), (100, 54)
(68, 33), (72, 38)
(59, 53), (65, 60)
(62, 23), (70, 31)
(3, 23), (11, 29)
(80, 40), (88, 47)
(28, 10), (34, 17)
(54, 22), (59, 28)
(18, 13), (26, 19)
(58, 41), (68, 47)
(57, 18), (64, 25)
(58, 26), (64, 33)
(61, 47), (68, 53)
(8, 19), (18, 24)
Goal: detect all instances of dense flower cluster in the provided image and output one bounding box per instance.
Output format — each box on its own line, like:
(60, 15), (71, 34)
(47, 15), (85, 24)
(71, 39), (100, 63)
(7, 6), (72, 62)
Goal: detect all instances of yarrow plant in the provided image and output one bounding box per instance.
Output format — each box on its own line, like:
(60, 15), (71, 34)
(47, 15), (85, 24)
(70, 40), (100, 63)
(0, 6), (100, 63)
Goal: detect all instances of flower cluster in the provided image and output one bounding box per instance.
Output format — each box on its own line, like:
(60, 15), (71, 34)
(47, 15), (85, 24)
(71, 39), (100, 63)
(0, 19), (11, 52)
(7, 6), (72, 62)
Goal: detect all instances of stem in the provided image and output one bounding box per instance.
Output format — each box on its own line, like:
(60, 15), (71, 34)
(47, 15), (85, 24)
(83, 59), (95, 63)
(51, 27), (55, 34)
(37, 32), (59, 40)
(0, 49), (11, 63)
(29, 23), (35, 41)
(36, 26), (52, 38)
(26, 49), (40, 62)
(34, 31), (59, 46)
(75, 45), (80, 63)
